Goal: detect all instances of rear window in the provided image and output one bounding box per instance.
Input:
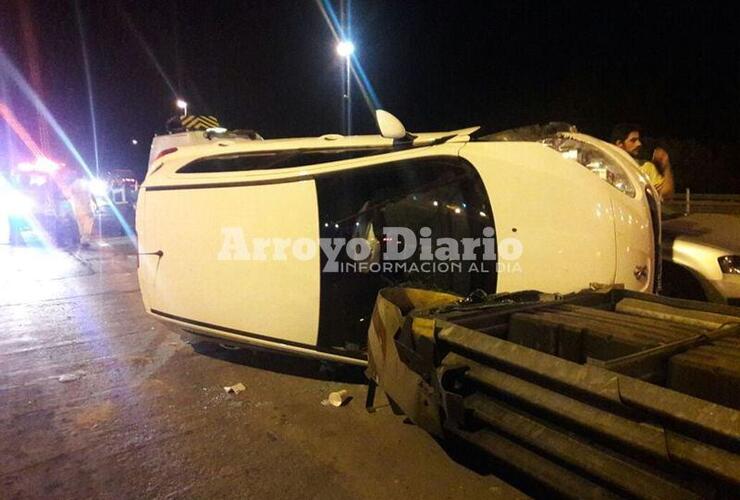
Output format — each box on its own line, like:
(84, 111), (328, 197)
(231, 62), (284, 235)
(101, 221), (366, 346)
(177, 147), (394, 173)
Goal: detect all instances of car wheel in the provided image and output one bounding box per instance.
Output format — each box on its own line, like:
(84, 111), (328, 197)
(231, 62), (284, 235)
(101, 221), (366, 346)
(660, 260), (708, 302)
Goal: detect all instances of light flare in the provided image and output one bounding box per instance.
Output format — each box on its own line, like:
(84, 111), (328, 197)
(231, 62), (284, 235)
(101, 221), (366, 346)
(0, 102), (44, 158)
(0, 47), (137, 245)
(315, 0), (382, 116)
(74, 0), (100, 176)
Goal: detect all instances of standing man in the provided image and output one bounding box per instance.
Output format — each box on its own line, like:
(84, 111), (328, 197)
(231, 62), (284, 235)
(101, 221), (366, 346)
(61, 168), (97, 248)
(611, 123), (675, 198)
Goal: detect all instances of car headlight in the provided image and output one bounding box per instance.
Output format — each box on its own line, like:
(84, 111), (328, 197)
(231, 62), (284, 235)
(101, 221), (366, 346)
(718, 255), (740, 275)
(544, 136), (636, 197)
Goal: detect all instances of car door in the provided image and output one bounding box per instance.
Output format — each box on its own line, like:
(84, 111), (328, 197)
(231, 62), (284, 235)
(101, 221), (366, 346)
(142, 179), (321, 348)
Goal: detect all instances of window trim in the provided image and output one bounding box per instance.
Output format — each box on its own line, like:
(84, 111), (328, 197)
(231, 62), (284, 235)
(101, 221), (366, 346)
(175, 146), (405, 174)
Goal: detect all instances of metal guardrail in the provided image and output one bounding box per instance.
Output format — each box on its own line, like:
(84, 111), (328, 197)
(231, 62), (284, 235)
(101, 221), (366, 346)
(369, 288), (740, 498)
(664, 193), (740, 215)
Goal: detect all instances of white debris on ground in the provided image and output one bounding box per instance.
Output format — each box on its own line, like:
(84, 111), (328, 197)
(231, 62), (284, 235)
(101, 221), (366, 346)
(223, 383), (246, 394)
(58, 370), (87, 383)
(322, 389), (350, 407)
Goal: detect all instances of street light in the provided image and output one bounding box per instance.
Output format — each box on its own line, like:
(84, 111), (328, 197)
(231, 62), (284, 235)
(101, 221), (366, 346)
(176, 99), (188, 117)
(336, 40), (354, 135)
(131, 139), (138, 145)
(336, 40), (355, 58)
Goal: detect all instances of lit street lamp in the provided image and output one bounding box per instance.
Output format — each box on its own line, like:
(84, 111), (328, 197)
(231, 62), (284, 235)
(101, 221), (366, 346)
(336, 40), (354, 135)
(336, 40), (355, 58)
(131, 139), (138, 145)
(176, 99), (188, 117)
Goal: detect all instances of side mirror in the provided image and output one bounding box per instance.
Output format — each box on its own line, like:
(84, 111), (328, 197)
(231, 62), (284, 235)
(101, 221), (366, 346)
(375, 109), (407, 139)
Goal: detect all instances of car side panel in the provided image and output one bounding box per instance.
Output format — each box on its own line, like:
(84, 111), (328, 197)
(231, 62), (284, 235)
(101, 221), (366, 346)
(461, 142), (617, 294)
(140, 180), (321, 347)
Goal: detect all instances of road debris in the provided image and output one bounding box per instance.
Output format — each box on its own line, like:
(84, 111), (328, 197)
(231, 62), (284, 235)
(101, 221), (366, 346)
(223, 383), (246, 394)
(58, 370), (87, 383)
(322, 389), (350, 407)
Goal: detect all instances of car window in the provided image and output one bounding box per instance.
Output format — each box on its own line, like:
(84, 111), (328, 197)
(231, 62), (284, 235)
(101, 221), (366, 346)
(315, 156), (495, 353)
(176, 147), (394, 173)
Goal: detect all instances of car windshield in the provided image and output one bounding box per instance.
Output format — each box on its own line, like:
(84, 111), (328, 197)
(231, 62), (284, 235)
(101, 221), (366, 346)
(475, 122), (577, 142)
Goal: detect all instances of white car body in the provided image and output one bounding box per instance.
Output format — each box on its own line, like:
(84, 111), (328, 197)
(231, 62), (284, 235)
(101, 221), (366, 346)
(662, 213), (740, 304)
(137, 125), (659, 365)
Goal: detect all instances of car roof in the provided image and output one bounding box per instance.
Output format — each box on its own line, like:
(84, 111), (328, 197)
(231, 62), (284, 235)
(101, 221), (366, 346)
(148, 127), (481, 168)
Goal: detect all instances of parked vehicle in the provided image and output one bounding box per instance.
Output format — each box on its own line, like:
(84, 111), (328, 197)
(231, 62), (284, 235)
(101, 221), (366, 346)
(92, 169), (139, 236)
(2, 158), (78, 247)
(137, 111), (660, 364)
(662, 212), (740, 305)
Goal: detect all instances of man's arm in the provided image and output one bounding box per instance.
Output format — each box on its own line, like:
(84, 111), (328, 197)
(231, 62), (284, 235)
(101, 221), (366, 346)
(652, 147), (675, 198)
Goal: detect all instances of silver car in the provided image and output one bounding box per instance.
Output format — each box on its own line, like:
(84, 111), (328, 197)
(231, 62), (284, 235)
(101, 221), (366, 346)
(662, 213), (740, 305)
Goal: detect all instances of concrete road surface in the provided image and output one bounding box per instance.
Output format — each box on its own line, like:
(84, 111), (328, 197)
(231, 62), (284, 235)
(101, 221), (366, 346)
(0, 239), (524, 499)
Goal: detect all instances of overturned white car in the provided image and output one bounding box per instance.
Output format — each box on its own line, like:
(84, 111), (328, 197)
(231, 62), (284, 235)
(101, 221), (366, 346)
(136, 112), (660, 364)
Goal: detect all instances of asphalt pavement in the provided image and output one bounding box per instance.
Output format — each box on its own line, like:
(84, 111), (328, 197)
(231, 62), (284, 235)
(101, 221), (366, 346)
(0, 238), (523, 499)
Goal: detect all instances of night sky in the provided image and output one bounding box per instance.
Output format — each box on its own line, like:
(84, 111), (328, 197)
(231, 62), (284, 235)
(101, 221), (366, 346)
(1, 1), (739, 191)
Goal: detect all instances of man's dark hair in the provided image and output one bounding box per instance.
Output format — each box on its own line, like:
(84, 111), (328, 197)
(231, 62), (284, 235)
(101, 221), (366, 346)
(610, 123), (641, 144)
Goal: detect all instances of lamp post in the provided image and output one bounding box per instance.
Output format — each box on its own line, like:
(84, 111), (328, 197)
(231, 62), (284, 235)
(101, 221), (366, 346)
(336, 41), (354, 135)
(175, 99), (188, 117)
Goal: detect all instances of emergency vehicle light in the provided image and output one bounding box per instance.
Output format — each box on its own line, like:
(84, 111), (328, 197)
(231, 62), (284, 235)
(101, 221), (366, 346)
(16, 157), (62, 174)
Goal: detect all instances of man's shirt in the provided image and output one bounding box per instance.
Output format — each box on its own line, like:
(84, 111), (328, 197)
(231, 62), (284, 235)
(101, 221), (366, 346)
(639, 160), (665, 193)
